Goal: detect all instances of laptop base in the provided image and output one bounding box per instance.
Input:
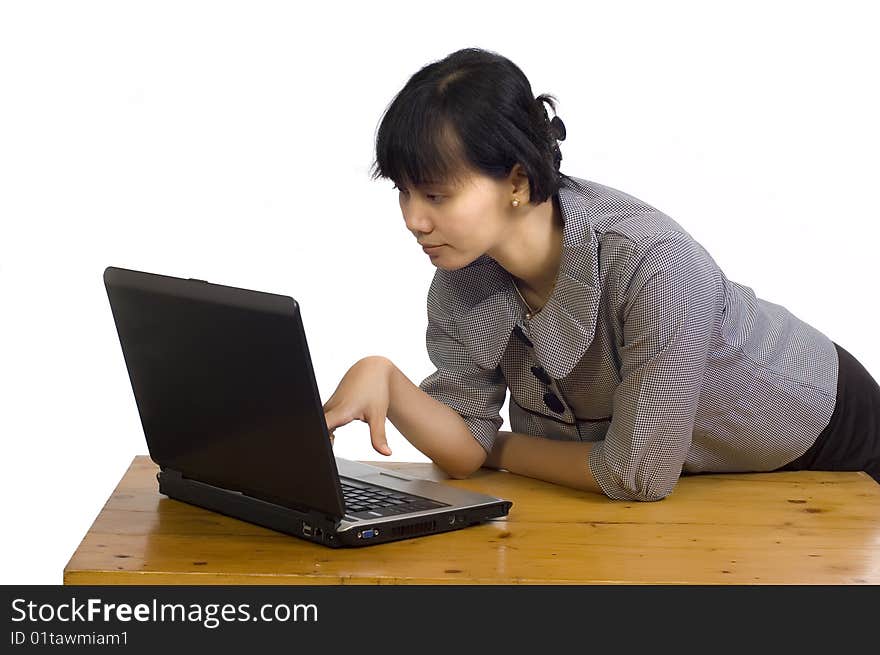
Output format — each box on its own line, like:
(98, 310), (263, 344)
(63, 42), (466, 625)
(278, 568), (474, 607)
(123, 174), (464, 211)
(158, 468), (511, 548)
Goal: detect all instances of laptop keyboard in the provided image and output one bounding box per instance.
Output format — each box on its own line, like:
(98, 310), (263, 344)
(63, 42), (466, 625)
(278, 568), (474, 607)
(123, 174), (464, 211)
(340, 479), (448, 518)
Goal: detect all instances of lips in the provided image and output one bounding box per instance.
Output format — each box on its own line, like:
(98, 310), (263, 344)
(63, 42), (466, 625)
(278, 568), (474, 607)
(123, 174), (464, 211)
(422, 244), (444, 252)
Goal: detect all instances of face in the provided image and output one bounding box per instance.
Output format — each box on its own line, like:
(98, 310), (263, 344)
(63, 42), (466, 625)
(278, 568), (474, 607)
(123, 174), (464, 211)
(397, 168), (521, 270)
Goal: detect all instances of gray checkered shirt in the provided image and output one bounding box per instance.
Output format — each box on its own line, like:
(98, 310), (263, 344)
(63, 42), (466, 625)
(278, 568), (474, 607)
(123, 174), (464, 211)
(418, 175), (838, 501)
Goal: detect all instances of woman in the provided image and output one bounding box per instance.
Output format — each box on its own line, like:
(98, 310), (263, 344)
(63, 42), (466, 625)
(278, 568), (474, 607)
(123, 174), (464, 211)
(322, 47), (880, 501)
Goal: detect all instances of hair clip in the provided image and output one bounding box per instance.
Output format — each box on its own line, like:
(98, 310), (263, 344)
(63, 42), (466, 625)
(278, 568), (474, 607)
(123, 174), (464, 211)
(550, 116), (566, 141)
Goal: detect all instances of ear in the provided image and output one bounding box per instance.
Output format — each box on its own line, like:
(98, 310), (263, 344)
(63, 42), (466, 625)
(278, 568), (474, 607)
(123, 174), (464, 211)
(508, 164), (531, 204)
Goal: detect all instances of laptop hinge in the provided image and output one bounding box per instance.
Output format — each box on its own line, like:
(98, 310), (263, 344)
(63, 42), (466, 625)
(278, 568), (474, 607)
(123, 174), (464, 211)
(158, 467), (342, 524)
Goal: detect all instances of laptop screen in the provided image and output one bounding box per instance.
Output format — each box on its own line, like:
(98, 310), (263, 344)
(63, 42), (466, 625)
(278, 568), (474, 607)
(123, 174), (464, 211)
(104, 267), (346, 518)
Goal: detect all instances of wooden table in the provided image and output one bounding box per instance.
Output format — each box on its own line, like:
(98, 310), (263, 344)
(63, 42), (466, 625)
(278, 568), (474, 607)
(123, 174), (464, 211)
(64, 456), (880, 584)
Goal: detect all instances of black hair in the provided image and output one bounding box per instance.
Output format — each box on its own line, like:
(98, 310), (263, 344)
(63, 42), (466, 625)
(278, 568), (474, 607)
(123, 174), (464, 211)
(370, 47), (569, 205)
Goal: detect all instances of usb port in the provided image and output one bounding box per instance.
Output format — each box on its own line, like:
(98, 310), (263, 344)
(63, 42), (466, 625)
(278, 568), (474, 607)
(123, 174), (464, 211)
(302, 522), (313, 536)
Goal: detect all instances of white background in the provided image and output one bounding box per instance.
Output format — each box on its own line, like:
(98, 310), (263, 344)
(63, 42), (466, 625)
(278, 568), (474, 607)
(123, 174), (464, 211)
(1, 1), (877, 584)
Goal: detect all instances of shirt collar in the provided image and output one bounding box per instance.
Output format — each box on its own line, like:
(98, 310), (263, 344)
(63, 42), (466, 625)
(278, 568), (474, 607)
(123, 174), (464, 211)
(447, 176), (602, 379)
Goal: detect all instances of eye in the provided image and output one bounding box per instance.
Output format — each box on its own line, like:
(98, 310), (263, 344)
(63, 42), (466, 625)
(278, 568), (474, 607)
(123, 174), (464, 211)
(426, 194), (444, 203)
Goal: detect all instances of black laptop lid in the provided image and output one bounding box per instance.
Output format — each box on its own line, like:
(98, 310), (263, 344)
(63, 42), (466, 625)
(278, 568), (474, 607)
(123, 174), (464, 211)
(103, 266), (346, 519)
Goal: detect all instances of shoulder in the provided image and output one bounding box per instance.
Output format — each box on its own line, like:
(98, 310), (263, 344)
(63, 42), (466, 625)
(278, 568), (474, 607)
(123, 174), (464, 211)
(560, 175), (679, 234)
(561, 174), (701, 264)
(558, 177), (722, 309)
(612, 230), (723, 323)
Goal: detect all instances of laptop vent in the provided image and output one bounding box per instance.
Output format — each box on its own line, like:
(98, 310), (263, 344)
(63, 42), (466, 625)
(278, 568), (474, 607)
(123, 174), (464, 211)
(391, 520), (437, 538)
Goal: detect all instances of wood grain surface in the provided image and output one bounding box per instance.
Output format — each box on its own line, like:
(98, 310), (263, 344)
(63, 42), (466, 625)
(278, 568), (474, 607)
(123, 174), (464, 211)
(63, 456), (880, 584)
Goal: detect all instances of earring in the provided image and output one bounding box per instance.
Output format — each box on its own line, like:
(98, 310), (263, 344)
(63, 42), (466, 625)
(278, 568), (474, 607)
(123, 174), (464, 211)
(511, 198), (520, 208)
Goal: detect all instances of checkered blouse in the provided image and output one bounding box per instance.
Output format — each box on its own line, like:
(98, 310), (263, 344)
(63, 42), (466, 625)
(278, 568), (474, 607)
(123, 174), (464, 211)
(418, 175), (838, 501)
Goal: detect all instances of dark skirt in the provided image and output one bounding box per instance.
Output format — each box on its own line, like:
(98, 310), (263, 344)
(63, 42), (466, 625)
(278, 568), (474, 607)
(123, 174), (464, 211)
(775, 342), (880, 483)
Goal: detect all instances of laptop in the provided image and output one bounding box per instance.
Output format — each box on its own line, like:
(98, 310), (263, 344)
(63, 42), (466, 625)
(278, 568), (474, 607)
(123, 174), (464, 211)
(103, 266), (512, 547)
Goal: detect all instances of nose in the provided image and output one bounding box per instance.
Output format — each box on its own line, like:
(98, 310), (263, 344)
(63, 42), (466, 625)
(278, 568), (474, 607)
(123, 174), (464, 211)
(401, 196), (434, 237)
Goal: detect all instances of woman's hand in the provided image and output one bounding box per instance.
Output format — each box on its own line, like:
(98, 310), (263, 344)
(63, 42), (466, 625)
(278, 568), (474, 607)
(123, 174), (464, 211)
(323, 356), (395, 456)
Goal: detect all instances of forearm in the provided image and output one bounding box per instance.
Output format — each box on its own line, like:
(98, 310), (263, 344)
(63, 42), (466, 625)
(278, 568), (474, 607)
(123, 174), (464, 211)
(483, 430), (604, 495)
(385, 362), (486, 479)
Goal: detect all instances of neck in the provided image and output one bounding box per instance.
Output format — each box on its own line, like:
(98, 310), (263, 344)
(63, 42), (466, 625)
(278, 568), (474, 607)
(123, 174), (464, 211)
(488, 195), (564, 309)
